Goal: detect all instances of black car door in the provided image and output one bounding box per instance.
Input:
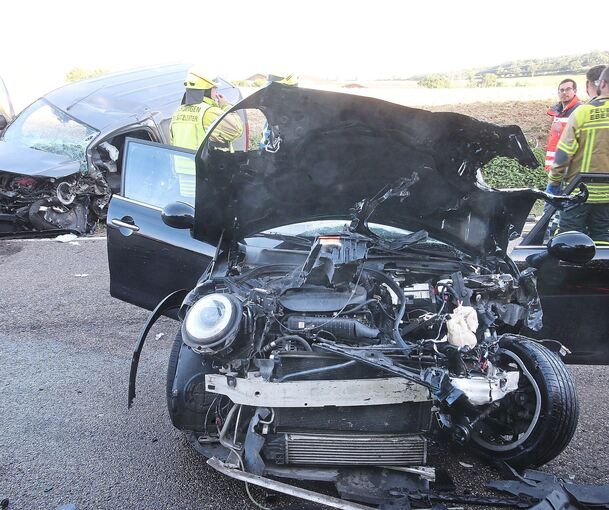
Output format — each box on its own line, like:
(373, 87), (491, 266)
(511, 173), (609, 364)
(107, 138), (215, 311)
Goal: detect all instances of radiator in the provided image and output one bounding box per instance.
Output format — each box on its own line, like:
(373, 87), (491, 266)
(282, 433), (426, 466)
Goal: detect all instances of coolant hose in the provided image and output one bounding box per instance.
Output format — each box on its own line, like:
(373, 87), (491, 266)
(276, 360), (357, 382)
(261, 335), (312, 354)
(363, 268), (409, 349)
(275, 335), (313, 351)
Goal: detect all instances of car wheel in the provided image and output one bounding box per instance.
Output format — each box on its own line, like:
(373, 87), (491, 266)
(28, 199), (63, 230)
(28, 198), (88, 233)
(469, 336), (578, 468)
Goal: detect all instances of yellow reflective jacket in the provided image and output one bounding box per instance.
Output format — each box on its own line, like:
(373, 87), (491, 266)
(549, 95), (609, 203)
(170, 97), (243, 198)
(169, 97), (243, 151)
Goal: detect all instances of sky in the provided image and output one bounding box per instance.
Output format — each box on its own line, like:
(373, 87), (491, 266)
(2, 0), (603, 109)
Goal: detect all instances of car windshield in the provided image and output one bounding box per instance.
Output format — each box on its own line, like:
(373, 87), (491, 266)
(249, 219), (460, 254)
(3, 99), (98, 166)
(267, 220), (412, 240)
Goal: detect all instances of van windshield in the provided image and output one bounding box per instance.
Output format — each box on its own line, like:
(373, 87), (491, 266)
(3, 99), (98, 167)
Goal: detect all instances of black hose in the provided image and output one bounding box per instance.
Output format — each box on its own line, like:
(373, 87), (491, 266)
(277, 335), (312, 351)
(363, 268), (409, 349)
(276, 360), (357, 382)
(261, 335), (312, 354)
(339, 298), (379, 315)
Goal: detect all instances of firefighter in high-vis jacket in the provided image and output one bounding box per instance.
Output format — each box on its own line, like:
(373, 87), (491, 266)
(170, 67), (243, 197)
(548, 66), (609, 245)
(266, 72), (298, 86)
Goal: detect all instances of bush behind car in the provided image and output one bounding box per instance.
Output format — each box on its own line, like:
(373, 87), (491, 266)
(483, 147), (546, 189)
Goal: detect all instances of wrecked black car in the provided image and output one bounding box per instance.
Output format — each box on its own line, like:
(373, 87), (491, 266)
(108, 84), (595, 508)
(0, 65), (246, 237)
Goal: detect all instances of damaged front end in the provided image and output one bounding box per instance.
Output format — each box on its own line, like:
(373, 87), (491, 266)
(123, 85), (591, 509)
(0, 168), (111, 235)
(0, 100), (116, 237)
(146, 225), (580, 508)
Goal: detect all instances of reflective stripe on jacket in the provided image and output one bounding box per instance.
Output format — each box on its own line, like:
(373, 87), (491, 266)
(173, 155), (196, 198)
(549, 96), (609, 203)
(545, 117), (569, 170)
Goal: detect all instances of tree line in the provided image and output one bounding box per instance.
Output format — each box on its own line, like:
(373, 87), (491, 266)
(415, 50), (609, 88)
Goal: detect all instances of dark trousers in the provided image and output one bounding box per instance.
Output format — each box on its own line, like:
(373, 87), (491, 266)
(558, 203), (609, 243)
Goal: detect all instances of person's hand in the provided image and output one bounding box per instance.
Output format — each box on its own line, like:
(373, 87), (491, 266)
(544, 183), (561, 215)
(545, 183), (561, 195)
(215, 92), (227, 106)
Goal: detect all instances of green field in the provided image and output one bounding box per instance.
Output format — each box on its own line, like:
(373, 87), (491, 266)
(364, 74), (588, 90)
(447, 74), (588, 89)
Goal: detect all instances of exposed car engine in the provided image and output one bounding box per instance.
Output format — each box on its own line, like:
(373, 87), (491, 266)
(165, 229), (572, 474)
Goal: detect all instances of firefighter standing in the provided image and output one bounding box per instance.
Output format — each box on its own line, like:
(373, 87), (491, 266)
(544, 79), (582, 171)
(169, 67), (243, 197)
(170, 67), (243, 151)
(585, 65), (606, 100)
(547, 66), (609, 244)
(266, 72), (298, 87)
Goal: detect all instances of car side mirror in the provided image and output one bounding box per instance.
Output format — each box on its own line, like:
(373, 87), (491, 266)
(526, 231), (596, 268)
(547, 231), (596, 264)
(161, 201), (194, 230)
(0, 114), (7, 131)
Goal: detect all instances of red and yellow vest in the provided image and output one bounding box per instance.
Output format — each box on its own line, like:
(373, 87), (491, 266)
(545, 96), (581, 171)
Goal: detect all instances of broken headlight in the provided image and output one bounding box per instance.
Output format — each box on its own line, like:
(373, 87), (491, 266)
(182, 293), (242, 354)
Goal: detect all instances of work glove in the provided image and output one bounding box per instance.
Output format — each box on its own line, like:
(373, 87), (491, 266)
(544, 183), (561, 215)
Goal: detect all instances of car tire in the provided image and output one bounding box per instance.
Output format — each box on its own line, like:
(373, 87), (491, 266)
(470, 337), (579, 468)
(28, 199), (60, 230)
(28, 198), (88, 233)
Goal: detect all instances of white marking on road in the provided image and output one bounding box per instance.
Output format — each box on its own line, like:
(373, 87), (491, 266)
(5, 236), (107, 243)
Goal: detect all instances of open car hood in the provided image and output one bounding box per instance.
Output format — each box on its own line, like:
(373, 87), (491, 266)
(194, 84), (551, 257)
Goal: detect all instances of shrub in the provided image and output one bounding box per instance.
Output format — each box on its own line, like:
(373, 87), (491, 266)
(480, 73), (501, 88)
(248, 131), (263, 151)
(252, 78), (267, 87)
(481, 147), (547, 189)
(417, 74), (451, 89)
(466, 71), (477, 88)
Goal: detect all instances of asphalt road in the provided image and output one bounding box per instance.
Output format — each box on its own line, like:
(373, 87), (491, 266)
(1, 238), (608, 510)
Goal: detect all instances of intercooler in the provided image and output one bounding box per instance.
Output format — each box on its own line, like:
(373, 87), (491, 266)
(265, 433), (427, 466)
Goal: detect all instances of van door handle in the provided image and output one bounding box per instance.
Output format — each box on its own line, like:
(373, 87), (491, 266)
(111, 218), (140, 232)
